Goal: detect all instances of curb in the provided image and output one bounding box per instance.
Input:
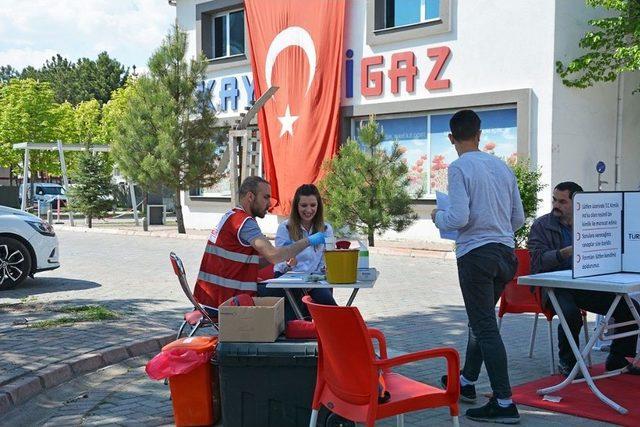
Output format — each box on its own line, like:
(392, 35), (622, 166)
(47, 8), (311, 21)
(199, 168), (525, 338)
(0, 333), (174, 416)
(54, 225), (456, 260)
(54, 225), (206, 241)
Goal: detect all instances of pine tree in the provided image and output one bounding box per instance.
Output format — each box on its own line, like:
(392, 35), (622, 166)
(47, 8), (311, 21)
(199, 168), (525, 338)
(319, 116), (417, 246)
(67, 149), (114, 228)
(109, 24), (222, 233)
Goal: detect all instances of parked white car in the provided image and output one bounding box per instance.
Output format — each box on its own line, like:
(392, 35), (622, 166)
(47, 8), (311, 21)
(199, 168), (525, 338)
(0, 205), (60, 290)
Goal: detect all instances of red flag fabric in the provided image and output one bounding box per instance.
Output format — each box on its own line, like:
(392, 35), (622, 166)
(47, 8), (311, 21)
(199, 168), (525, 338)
(245, 0), (346, 215)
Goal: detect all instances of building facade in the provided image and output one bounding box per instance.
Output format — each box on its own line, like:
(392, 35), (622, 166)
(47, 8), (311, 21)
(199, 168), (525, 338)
(174, 0), (640, 244)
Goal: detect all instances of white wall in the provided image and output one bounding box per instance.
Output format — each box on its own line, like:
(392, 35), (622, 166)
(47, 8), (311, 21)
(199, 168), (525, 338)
(175, 0), (639, 245)
(620, 72), (640, 191)
(551, 0), (640, 206)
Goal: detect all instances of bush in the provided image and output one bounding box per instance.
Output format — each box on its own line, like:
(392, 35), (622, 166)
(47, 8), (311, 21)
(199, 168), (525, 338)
(510, 159), (545, 248)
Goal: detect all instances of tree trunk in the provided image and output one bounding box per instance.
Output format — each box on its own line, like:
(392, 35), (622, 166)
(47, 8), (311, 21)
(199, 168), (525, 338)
(175, 187), (186, 234)
(368, 227), (375, 247)
(87, 214), (92, 228)
(142, 190), (148, 231)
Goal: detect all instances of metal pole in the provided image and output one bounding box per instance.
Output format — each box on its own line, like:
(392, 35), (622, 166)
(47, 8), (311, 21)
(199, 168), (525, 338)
(128, 181), (139, 226)
(20, 149), (29, 211)
(57, 141), (74, 226)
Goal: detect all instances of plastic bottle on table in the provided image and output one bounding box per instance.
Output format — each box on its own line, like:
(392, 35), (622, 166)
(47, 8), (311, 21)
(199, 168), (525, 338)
(357, 240), (369, 269)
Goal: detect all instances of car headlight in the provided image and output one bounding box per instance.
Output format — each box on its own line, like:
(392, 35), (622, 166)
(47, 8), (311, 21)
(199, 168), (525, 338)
(25, 220), (56, 236)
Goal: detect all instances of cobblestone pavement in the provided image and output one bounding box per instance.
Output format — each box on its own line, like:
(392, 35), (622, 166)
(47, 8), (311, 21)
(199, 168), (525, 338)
(0, 230), (613, 426)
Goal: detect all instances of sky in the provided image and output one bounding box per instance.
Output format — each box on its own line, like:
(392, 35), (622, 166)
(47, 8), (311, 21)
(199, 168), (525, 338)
(0, 0), (176, 73)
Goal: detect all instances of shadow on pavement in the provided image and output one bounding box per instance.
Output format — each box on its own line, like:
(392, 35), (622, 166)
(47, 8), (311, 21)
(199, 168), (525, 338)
(1, 277), (102, 297)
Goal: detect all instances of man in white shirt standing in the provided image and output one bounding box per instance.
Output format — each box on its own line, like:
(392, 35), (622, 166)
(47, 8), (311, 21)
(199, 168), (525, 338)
(432, 110), (525, 424)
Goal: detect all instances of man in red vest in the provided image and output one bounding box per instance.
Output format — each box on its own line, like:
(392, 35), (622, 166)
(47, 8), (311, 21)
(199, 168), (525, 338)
(194, 176), (326, 312)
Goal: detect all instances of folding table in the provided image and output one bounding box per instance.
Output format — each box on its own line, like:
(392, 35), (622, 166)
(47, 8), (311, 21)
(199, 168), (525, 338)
(264, 270), (378, 320)
(517, 270), (640, 414)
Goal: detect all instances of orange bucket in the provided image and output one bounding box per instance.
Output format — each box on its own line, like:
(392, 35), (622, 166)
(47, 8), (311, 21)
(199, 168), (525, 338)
(324, 249), (358, 284)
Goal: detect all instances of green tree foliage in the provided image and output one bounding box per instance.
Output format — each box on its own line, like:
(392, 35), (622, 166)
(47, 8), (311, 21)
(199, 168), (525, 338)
(510, 159), (546, 248)
(20, 52), (127, 105)
(319, 116), (417, 246)
(67, 150), (114, 228)
(109, 24), (222, 233)
(0, 65), (19, 85)
(67, 99), (113, 228)
(556, 0), (640, 92)
(0, 79), (60, 177)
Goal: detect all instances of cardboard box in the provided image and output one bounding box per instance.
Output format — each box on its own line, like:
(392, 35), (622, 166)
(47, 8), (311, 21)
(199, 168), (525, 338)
(218, 297), (285, 342)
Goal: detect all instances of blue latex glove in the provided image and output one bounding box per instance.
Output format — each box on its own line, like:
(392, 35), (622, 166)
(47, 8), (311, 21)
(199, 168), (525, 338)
(307, 232), (326, 246)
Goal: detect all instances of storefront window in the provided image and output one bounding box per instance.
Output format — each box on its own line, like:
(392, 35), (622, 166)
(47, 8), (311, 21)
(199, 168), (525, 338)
(354, 107), (518, 199)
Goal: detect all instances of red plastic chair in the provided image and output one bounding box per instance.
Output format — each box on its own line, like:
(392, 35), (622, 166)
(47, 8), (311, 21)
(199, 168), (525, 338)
(498, 249), (590, 374)
(303, 296), (460, 427)
(170, 252), (218, 339)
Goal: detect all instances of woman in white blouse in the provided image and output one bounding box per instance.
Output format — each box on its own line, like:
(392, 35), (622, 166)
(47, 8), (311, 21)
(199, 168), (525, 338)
(275, 184), (337, 309)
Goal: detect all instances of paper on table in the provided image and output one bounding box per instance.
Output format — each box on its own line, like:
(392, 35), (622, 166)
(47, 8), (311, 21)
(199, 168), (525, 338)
(435, 191), (458, 241)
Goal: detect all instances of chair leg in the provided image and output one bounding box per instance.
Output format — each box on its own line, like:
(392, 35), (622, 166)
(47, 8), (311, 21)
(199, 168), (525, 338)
(396, 414), (404, 427)
(452, 415), (460, 427)
(529, 313), (539, 358)
(582, 312), (593, 367)
(309, 409), (319, 427)
(188, 320), (202, 337)
(176, 320), (188, 340)
(548, 320), (555, 375)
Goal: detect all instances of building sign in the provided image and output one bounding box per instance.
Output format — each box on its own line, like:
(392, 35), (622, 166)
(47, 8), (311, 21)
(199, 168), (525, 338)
(198, 74), (255, 114)
(347, 46), (452, 98)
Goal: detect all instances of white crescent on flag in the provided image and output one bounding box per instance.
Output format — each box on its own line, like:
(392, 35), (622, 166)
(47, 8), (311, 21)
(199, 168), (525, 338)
(264, 26), (317, 137)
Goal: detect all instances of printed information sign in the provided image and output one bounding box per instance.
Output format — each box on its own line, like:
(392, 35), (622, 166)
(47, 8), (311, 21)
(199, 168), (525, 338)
(573, 191), (640, 278)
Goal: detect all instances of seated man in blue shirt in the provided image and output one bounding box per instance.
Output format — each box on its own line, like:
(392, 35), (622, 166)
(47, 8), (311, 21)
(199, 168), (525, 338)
(529, 181), (640, 376)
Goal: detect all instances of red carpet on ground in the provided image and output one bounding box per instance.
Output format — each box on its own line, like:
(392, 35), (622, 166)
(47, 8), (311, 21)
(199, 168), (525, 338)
(512, 363), (639, 426)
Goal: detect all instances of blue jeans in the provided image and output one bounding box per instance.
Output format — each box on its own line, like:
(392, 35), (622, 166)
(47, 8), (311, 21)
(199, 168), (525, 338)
(457, 243), (518, 399)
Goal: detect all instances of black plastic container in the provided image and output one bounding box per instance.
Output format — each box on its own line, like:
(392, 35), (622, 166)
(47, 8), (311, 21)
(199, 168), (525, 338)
(217, 339), (323, 427)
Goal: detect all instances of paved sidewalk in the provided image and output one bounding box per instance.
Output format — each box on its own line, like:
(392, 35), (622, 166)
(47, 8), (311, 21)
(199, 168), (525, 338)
(0, 230), (618, 425)
(2, 355), (611, 427)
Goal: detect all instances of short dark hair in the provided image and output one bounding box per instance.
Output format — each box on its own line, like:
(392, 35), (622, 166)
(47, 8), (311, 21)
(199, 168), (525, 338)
(239, 176), (269, 197)
(554, 181), (583, 199)
(449, 109), (481, 141)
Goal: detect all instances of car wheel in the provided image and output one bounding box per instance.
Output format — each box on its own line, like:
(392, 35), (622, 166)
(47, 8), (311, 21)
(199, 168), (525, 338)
(0, 237), (32, 290)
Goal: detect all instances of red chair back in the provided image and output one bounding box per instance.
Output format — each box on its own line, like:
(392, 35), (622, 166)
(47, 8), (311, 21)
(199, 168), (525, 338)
(498, 249), (552, 320)
(303, 296), (378, 405)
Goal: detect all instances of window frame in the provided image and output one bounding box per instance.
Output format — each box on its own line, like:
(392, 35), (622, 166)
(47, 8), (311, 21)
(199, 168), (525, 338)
(367, 0), (452, 47)
(196, 0), (250, 72)
(211, 8), (245, 60)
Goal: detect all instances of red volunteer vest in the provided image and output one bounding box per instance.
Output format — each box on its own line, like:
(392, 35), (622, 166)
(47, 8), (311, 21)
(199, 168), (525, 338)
(193, 208), (260, 309)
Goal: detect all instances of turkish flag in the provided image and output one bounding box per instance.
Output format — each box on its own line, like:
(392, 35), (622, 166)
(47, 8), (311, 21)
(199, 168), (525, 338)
(245, 0), (346, 215)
